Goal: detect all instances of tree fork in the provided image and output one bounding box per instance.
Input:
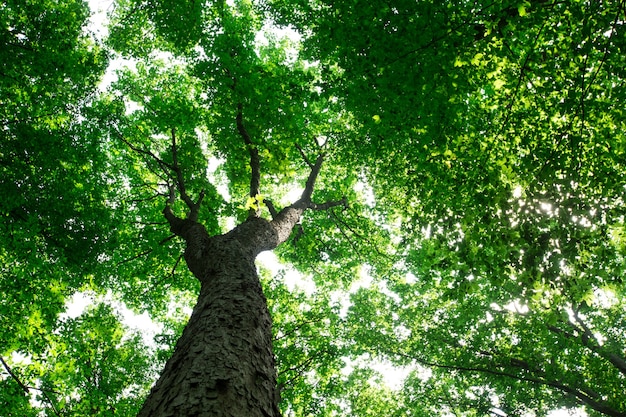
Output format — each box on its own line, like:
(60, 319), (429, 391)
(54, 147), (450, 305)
(139, 113), (345, 415)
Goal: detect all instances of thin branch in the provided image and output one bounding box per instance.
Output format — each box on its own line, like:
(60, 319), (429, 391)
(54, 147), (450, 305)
(1, 355), (29, 394)
(141, 253), (184, 298)
(35, 388), (62, 417)
(115, 248), (153, 266)
(129, 194), (167, 204)
(496, 18), (549, 138)
(330, 209), (395, 260)
(130, 220), (169, 227)
(308, 196), (348, 211)
(264, 199), (279, 219)
(570, 310), (626, 377)
(170, 253), (183, 278)
(300, 154), (325, 203)
(113, 127), (175, 174)
(115, 235), (176, 266)
(236, 103), (261, 200)
(274, 317), (325, 341)
(332, 216), (365, 263)
(170, 128), (204, 221)
(0, 343), (59, 416)
(295, 143), (313, 168)
(395, 348), (624, 417)
(374, 1), (502, 73)
(170, 128), (190, 206)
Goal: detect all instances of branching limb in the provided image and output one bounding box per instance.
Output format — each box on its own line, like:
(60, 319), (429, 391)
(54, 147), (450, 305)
(268, 153), (348, 248)
(113, 124), (205, 222)
(297, 154), (347, 210)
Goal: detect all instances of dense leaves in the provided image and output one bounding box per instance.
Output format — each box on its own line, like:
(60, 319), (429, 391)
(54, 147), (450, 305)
(0, 0), (116, 409)
(270, 0), (626, 415)
(2, 0), (625, 416)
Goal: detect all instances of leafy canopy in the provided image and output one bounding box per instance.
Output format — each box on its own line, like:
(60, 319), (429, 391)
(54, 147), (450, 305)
(2, 0), (625, 416)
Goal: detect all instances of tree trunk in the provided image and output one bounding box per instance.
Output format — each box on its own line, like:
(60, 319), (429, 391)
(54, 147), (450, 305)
(138, 214), (297, 417)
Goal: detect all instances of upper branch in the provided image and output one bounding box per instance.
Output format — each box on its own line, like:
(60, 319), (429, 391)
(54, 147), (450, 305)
(308, 197), (348, 211)
(0, 355), (29, 394)
(299, 154), (324, 204)
(113, 126), (175, 176)
(169, 128), (204, 221)
(570, 309), (626, 377)
(236, 103), (261, 200)
(295, 143), (313, 168)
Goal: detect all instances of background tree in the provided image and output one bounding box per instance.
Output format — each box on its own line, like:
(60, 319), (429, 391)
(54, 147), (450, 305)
(268, 0), (626, 415)
(0, 0), (136, 414)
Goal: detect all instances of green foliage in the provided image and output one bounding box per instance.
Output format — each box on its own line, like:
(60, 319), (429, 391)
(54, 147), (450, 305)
(4, 0), (626, 415)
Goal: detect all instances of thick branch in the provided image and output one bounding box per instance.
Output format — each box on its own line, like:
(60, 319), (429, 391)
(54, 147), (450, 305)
(299, 154), (324, 204)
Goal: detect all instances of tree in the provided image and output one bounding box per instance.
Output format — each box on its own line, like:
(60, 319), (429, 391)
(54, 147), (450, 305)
(92, 0), (356, 415)
(0, 0), (121, 414)
(130, 122), (345, 417)
(269, 0), (626, 415)
(2, 0), (625, 416)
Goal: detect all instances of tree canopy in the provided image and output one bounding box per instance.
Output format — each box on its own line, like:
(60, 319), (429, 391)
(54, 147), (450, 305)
(1, 0), (625, 416)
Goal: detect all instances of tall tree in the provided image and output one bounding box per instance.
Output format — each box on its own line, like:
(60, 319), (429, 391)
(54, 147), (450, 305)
(102, 0), (355, 415)
(3, 0), (626, 416)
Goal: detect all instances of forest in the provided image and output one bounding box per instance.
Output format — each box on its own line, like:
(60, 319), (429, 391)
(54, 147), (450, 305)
(1, 0), (625, 416)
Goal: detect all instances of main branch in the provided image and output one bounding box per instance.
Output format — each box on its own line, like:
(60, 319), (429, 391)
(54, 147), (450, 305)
(265, 153), (347, 249)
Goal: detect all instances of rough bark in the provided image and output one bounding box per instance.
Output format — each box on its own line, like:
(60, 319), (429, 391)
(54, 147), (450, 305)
(138, 203), (309, 417)
(136, 115), (348, 415)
